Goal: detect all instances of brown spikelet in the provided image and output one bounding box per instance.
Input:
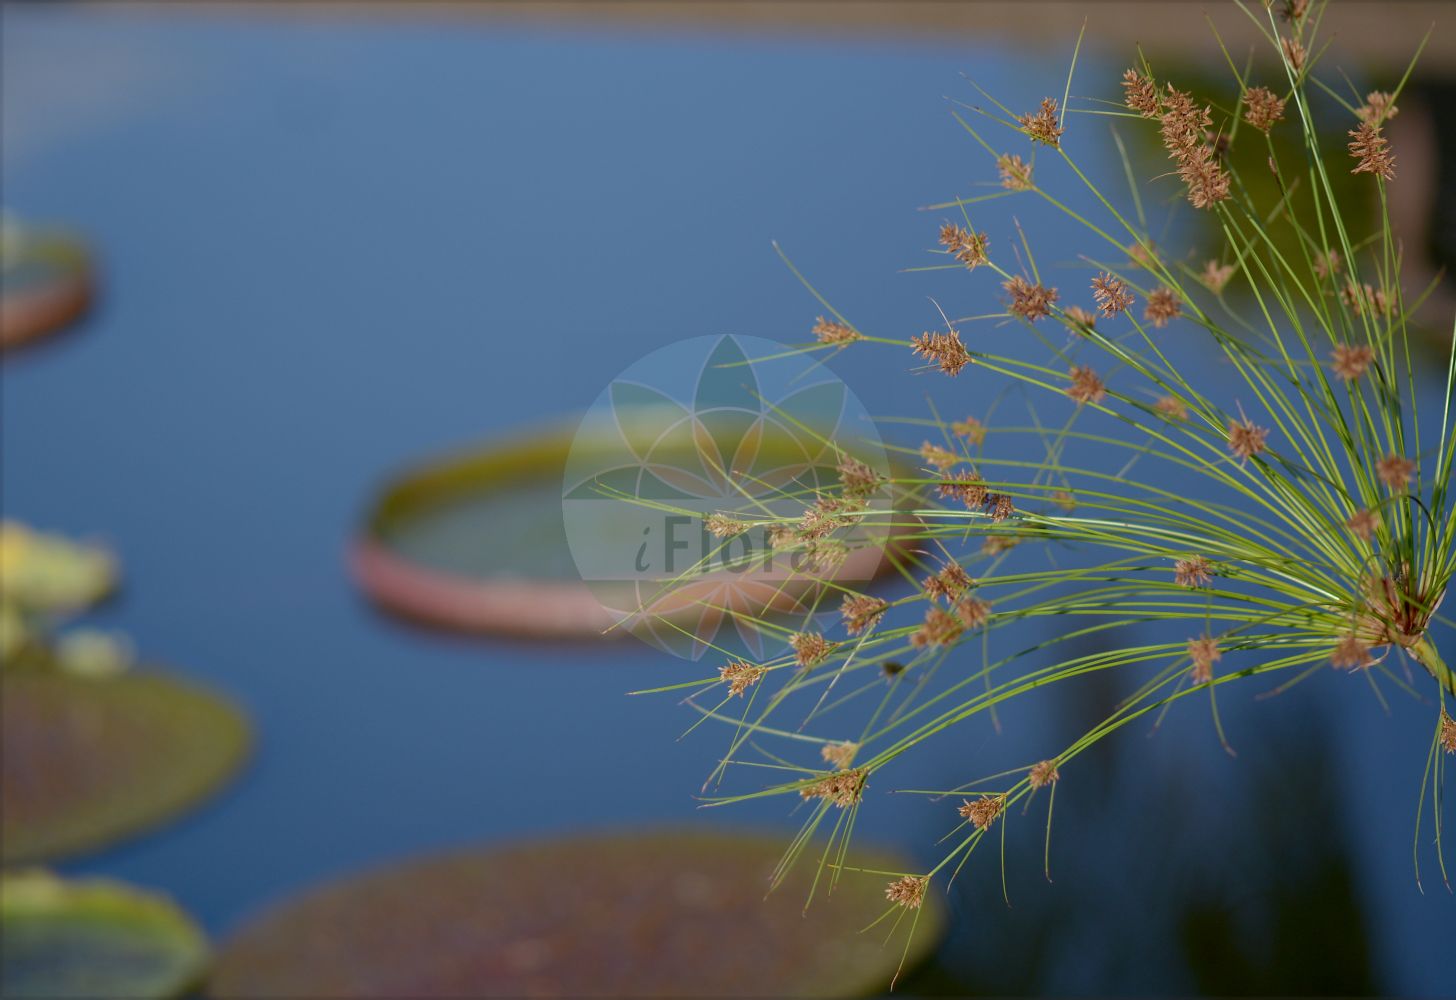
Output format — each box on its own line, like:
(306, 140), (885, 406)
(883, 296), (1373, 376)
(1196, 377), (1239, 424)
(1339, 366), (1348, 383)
(840, 594), (889, 636)
(838, 455), (883, 498)
(812, 316), (860, 346)
(1329, 343), (1375, 381)
(1330, 634), (1374, 670)
(938, 470), (989, 509)
(719, 660), (766, 697)
(1348, 121), (1395, 180)
(1127, 241), (1157, 270)
(1356, 91), (1398, 125)
(997, 153), (1034, 191)
(1178, 144), (1232, 208)
(821, 740), (859, 769)
(1440, 711), (1456, 755)
(1123, 68), (1160, 118)
(1018, 97), (1063, 147)
(885, 875), (927, 908)
(797, 500), (844, 541)
(1174, 555), (1214, 589)
(1156, 85), (1230, 208)
(1376, 453), (1416, 491)
(1064, 305), (1097, 334)
(920, 440), (960, 472)
(923, 563), (972, 603)
(801, 767), (867, 807)
(1340, 282), (1390, 317)
(939, 223), (991, 270)
(1281, 37), (1307, 74)
(1340, 283), (1362, 312)
(1243, 86), (1286, 132)
(1028, 759), (1061, 789)
(1201, 260), (1235, 293)
(1313, 250), (1343, 279)
(766, 524), (798, 549)
(958, 795), (1003, 830)
(791, 632), (835, 669)
(911, 329), (971, 376)
(1279, 0), (1309, 22)
(1004, 275), (1059, 322)
(1158, 86), (1212, 159)
(1091, 273), (1134, 316)
(924, 562), (975, 603)
(1347, 508), (1379, 542)
(1227, 418), (1270, 461)
(1156, 395), (1189, 421)
(989, 493), (1015, 523)
(1143, 287), (1182, 328)
(911, 606), (964, 649)
(1066, 365), (1107, 405)
(951, 415), (986, 445)
(1187, 635), (1221, 684)
(956, 596), (992, 629)
(705, 514), (748, 538)
(1051, 490), (1077, 512)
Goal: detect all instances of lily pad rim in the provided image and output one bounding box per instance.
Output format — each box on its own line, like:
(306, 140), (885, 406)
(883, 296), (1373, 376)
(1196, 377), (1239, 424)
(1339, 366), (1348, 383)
(351, 421), (917, 640)
(0, 228), (95, 352)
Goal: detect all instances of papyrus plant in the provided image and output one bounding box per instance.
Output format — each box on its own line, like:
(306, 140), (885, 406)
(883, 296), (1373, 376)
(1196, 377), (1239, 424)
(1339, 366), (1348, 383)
(635, 0), (1454, 968)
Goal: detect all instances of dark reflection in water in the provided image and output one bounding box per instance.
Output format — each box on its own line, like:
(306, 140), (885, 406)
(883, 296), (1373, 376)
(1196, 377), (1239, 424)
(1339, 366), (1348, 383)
(902, 683), (1378, 996)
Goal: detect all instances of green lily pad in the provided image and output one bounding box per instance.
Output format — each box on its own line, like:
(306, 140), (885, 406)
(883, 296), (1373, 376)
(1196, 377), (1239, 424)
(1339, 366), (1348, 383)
(210, 829), (944, 997)
(1, 671), (250, 864)
(0, 870), (208, 1000)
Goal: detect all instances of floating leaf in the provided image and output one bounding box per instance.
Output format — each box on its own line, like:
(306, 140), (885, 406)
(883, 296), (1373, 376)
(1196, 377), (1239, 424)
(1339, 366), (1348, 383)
(1, 672), (250, 864)
(1, 870), (207, 999)
(210, 830), (944, 997)
(0, 219), (94, 352)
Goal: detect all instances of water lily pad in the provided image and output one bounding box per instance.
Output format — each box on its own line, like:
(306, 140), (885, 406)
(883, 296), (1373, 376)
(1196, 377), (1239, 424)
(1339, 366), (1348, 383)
(0, 220), (94, 353)
(1, 671), (250, 864)
(1, 870), (208, 1000)
(210, 830), (944, 998)
(353, 424), (911, 644)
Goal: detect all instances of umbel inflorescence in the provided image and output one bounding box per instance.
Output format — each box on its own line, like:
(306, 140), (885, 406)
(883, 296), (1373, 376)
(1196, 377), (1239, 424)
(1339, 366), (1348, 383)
(637, 0), (1454, 975)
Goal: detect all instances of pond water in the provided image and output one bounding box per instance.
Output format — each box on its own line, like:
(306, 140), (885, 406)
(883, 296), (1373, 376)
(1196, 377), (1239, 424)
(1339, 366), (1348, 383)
(3, 6), (1451, 995)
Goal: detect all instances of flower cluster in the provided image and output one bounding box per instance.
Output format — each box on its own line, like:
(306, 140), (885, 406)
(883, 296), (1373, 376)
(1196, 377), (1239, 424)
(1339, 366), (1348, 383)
(662, 8), (1454, 958)
(1126, 72), (1231, 209)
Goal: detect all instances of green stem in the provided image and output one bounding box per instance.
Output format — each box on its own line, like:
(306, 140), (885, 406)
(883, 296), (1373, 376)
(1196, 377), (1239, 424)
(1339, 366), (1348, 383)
(1411, 637), (1456, 699)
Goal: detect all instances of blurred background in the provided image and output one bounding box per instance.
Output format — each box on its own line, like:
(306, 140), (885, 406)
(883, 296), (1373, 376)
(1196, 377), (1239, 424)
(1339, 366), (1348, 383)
(3, 2), (1454, 996)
